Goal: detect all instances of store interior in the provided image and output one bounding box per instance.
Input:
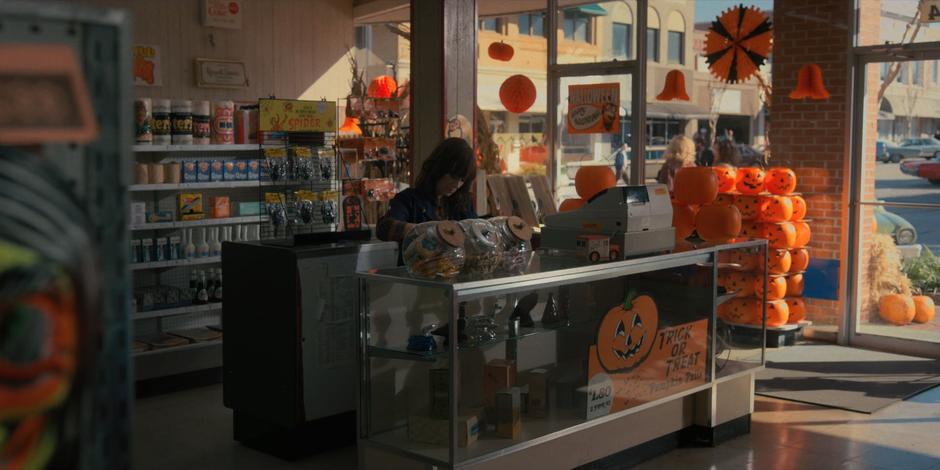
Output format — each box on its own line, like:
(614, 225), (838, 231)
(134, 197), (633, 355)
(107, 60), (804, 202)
(2, 0), (940, 469)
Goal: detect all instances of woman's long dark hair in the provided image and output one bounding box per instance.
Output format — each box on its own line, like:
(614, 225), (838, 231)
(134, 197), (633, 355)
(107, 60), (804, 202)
(415, 137), (477, 217)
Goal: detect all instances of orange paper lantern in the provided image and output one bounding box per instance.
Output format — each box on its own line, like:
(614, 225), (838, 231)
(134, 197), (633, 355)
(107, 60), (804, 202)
(758, 195), (794, 223)
(765, 167), (797, 195)
(789, 64), (830, 100)
(368, 75), (398, 98)
(574, 166), (616, 200)
(736, 167), (766, 195)
(714, 165), (737, 193)
(674, 167), (719, 205)
(488, 41), (514, 61)
(499, 74), (537, 114)
(790, 195), (807, 221)
(338, 116), (362, 135)
(559, 198), (585, 212)
(672, 202), (698, 240)
(695, 204), (742, 243)
(656, 69), (690, 101)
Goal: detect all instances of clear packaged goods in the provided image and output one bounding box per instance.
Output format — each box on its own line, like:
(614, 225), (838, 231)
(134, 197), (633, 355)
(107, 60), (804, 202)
(403, 221), (466, 279)
(458, 219), (503, 275)
(490, 216), (534, 272)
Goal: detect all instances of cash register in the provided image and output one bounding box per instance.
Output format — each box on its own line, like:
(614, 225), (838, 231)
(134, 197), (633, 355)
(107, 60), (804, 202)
(541, 184), (675, 258)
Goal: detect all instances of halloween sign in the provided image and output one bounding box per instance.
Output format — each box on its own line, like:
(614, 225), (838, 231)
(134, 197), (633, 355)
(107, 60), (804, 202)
(133, 44), (162, 87)
(259, 99), (336, 133)
(566, 83), (619, 134)
(587, 294), (708, 419)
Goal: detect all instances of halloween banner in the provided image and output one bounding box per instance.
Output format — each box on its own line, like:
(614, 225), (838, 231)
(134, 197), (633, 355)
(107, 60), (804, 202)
(566, 83), (619, 134)
(586, 295), (708, 420)
(133, 44), (162, 87)
(259, 99), (337, 133)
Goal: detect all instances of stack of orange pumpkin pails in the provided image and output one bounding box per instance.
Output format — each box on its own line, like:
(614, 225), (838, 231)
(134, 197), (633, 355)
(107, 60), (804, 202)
(671, 165), (810, 328)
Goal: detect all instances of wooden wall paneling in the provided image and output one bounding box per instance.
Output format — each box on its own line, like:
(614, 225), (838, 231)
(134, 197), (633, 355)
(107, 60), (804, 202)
(504, 175), (538, 226)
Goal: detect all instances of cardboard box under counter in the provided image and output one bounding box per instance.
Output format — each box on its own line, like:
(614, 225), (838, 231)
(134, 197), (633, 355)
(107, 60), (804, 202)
(495, 387), (522, 439)
(429, 368), (449, 420)
(407, 415), (478, 448)
(484, 359), (516, 408)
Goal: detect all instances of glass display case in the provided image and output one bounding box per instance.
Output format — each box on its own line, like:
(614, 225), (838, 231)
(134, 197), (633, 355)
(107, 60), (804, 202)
(358, 240), (767, 468)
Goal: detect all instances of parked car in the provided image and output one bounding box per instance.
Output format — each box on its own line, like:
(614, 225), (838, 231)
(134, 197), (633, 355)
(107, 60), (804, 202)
(886, 137), (940, 163)
(900, 159), (940, 185)
(876, 140), (900, 163)
(874, 205), (918, 245)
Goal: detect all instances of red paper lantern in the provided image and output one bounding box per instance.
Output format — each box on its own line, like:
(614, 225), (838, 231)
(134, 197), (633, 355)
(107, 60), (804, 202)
(656, 70), (690, 101)
(488, 41), (514, 61)
(338, 117), (362, 135)
(789, 64), (830, 100)
(499, 74), (537, 114)
(368, 75), (398, 99)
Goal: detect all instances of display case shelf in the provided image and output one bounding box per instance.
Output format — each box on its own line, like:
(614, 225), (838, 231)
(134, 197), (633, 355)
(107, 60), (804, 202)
(133, 144), (259, 152)
(130, 181), (261, 191)
(133, 338), (223, 357)
(130, 256), (221, 271)
(130, 215), (265, 231)
(133, 303), (222, 320)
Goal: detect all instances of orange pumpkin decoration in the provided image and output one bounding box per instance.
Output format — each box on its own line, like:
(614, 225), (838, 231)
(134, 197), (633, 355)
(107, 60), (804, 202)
(761, 222), (797, 249)
(726, 249), (758, 270)
(695, 204), (742, 243)
(727, 271), (756, 298)
(733, 195), (765, 221)
(790, 195), (807, 221)
(793, 221), (811, 248)
(487, 41), (514, 61)
(714, 193), (736, 206)
(758, 195), (794, 223)
(789, 248), (809, 272)
(367, 75), (398, 98)
(674, 239), (696, 252)
(878, 294), (915, 325)
(574, 166), (616, 199)
(765, 167), (797, 195)
(559, 198), (586, 212)
(768, 249), (792, 274)
(672, 202), (698, 240)
(713, 165), (737, 193)
(720, 298), (759, 324)
(674, 167), (719, 205)
(786, 298), (807, 323)
(741, 222), (763, 239)
(735, 167), (766, 195)
(755, 275), (787, 301)
(499, 74), (537, 113)
(912, 295), (936, 323)
(765, 300), (791, 327)
(787, 273), (805, 297)
(596, 294), (658, 372)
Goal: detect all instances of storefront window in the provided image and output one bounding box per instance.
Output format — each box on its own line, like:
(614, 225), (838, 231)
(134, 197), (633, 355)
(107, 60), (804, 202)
(857, 1), (940, 47)
(519, 13), (545, 37)
(480, 18), (501, 32)
(647, 28), (660, 62)
(563, 10), (593, 42)
(556, 1), (636, 65)
(667, 31), (684, 64)
(913, 61), (924, 85)
(612, 22), (632, 59)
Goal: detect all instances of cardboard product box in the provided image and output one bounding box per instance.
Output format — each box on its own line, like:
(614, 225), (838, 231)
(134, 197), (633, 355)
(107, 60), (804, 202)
(236, 161), (249, 180)
(130, 202), (147, 226)
(429, 368), (449, 420)
(197, 161), (211, 181)
(223, 161), (238, 181)
(210, 196), (231, 219)
(495, 387), (522, 439)
(247, 159), (260, 180)
(145, 210), (174, 223)
(210, 160), (224, 182)
(178, 193), (204, 221)
(484, 359), (517, 408)
(407, 415), (479, 448)
(237, 201), (262, 216)
(527, 369), (550, 418)
(182, 161), (198, 183)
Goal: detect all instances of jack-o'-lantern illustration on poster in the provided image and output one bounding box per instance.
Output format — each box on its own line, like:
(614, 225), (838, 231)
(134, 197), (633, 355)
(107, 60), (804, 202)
(567, 83), (619, 134)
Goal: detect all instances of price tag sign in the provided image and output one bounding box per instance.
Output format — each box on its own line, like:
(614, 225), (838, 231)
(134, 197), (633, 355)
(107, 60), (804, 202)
(920, 0), (940, 22)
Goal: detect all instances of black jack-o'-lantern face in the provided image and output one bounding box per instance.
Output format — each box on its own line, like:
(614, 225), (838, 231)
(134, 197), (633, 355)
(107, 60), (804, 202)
(733, 195), (765, 220)
(765, 167), (797, 195)
(596, 294), (658, 372)
(758, 195), (793, 223)
(735, 167), (766, 195)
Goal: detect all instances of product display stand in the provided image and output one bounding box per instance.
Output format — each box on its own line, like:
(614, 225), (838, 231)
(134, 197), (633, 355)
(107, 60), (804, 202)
(358, 240), (768, 469)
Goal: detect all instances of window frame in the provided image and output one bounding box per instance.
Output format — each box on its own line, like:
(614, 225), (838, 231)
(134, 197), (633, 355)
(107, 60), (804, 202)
(667, 30), (684, 65)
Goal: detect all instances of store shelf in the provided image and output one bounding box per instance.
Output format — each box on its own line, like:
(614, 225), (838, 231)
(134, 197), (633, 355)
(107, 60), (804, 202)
(133, 144), (259, 152)
(134, 338), (223, 357)
(130, 181), (261, 191)
(133, 303), (222, 321)
(130, 256), (221, 271)
(368, 316), (595, 361)
(130, 215), (265, 231)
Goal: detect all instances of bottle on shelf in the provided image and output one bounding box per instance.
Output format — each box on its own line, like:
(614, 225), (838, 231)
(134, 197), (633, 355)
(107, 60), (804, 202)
(212, 268), (223, 303)
(197, 270), (210, 304)
(210, 227), (222, 257)
(197, 228), (210, 258)
(234, 225), (243, 242)
(190, 270), (200, 305)
(185, 228), (196, 259)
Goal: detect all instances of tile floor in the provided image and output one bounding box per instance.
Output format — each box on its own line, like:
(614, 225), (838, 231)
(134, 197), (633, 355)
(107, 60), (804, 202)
(134, 384), (940, 469)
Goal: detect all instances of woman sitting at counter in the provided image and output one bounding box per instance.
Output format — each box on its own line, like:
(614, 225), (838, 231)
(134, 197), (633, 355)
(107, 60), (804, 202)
(376, 137), (478, 244)
(656, 135), (697, 192)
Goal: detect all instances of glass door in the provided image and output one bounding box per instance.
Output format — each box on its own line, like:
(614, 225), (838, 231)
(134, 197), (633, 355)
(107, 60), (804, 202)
(849, 53), (940, 357)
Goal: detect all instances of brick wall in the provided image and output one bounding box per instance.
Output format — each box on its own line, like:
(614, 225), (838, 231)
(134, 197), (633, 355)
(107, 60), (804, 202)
(770, 0), (862, 326)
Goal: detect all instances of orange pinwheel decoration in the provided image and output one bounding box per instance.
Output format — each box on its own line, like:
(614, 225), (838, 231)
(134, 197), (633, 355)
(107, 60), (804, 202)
(705, 4), (772, 84)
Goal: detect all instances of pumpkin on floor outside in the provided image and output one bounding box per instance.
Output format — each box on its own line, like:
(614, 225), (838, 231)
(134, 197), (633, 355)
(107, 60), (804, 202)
(574, 166), (615, 200)
(755, 275), (787, 301)
(765, 300), (791, 327)
(674, 167), (719, 205)
(878, 293), (916, 325)
(787, 273), (805, 297)
(912, 295), (936, 324)
(786, 298), (807, 323)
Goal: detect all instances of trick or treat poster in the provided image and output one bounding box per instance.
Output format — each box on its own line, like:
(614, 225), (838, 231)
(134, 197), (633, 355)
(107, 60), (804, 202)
(586, 294), (708, 420)
(566, 83), (619, 134)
